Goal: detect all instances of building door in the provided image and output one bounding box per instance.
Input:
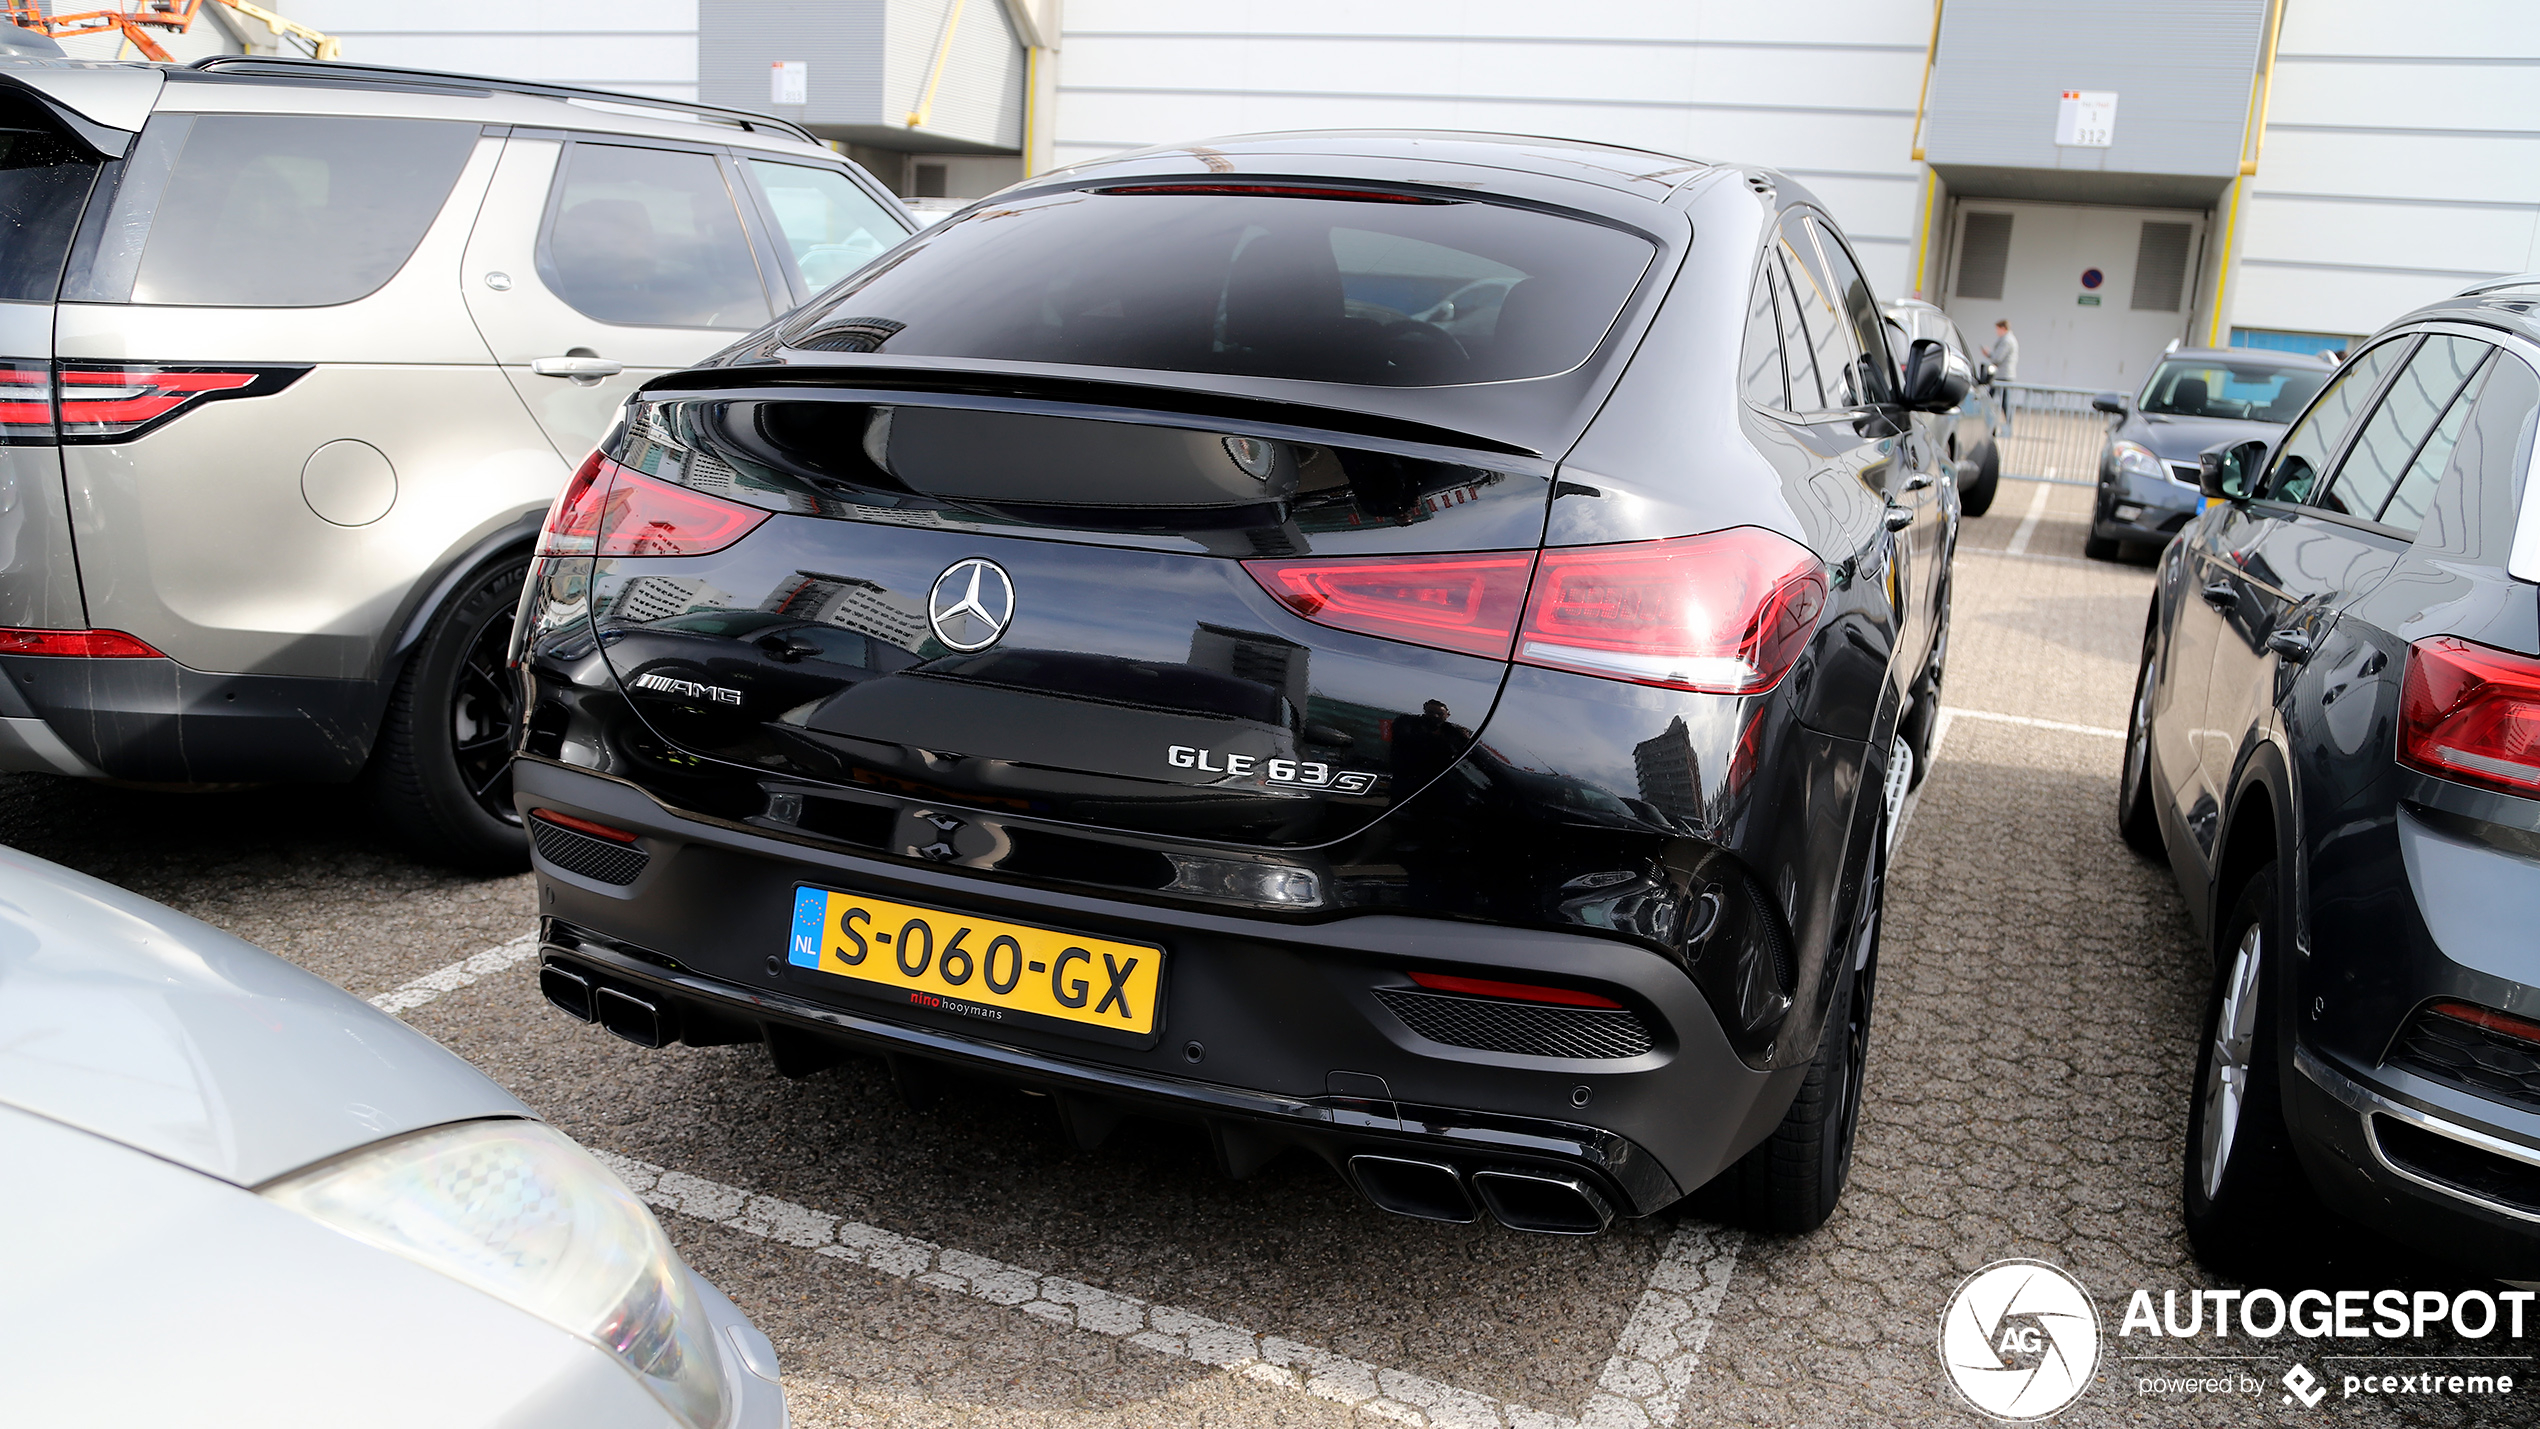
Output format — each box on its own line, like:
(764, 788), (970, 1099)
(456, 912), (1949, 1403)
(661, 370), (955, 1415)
(1942, 201), (2205, 391)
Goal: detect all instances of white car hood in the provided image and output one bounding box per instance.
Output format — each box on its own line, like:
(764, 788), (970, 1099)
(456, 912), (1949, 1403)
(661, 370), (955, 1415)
(0, 845), (528, 1185)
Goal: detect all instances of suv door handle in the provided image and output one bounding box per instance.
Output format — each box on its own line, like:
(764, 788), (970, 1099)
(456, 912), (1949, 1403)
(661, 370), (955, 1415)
(1884, 505), (1914, 531)
(2265, 628), (2314, 662)
(2200, 581), (2238, 609)
(531, 356), (625, 378)
(1902, 473), (1934, 492)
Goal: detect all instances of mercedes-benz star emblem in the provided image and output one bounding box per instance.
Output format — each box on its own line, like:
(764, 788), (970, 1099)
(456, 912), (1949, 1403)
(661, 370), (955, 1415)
(927, 558), (1015, 652)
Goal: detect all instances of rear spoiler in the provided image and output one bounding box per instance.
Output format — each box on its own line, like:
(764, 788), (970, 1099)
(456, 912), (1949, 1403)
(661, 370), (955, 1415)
(640, 362), (1545, 462)
(0, 61), (159, 156)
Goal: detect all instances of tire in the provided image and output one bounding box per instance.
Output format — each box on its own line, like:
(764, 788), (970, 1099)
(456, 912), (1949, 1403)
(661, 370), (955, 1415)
(2182, 862), (2305, 1274)
(1960, 441), (2001, 517)
(1716, 849), (1879, 1234)
(363, 554), (534, 871)
(2083, 532), (2121, 561)
(2117, 619), (2166, 857)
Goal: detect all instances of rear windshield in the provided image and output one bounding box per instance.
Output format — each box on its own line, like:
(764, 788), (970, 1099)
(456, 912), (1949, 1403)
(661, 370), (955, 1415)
(0, 121), (96, 303)
(2139, 358), (2327, 423)
(779, 188), (1656, 387)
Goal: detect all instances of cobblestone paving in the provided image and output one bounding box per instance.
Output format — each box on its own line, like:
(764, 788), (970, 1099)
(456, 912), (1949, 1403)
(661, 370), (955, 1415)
(9, 476), (2536, 1425)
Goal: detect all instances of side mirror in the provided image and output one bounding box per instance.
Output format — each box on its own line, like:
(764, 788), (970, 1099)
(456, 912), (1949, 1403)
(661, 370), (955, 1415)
(2199, 438), (2270, 502)
(1900, 338), (1973, 412)
(2091, 392), (2128, 415)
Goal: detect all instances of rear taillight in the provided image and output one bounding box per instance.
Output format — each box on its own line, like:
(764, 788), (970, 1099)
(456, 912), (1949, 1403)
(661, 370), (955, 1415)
(0, 365), (47, 434)
(536, 453), (767, 558)
(54, 364), (304, 441)
(0, 628), (165, 657)
(1241, 551), (1533, 659)
(1407, 971), (1624, 1009)
(1242, 530), (1828, 694)
(2398, 636), (2540, 797)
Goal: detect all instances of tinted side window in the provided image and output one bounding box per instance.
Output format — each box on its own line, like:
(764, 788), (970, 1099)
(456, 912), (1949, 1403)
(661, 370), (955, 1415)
(2317, 335), (2490, 528)
(1770, 250), (1824, 409)
(128, 116), (475, 307)
(2379, 359), (2490, 536)
(2264, 340), (2406, 504)
(1777, 220), (1855, 410)
(2418, 353), (2540, 561)
(540, 144), (772, 330)
(1807, 216), (1896, 406)
(1739, 258), (1788, 409)
(0, 119), (98, 304)
(745, 160), (904, 293)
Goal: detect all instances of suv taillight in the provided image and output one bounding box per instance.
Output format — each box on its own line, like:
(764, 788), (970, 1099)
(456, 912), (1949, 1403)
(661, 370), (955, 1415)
(1241, 528), (1828, 695)
(54, 364), (305, 441)
(0, 366), (47, 435)
(537, 452), (766, 559)
(2399, 636), (2540, 797)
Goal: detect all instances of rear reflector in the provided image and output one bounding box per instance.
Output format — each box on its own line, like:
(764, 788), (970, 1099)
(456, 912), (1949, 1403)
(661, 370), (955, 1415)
(2399, 636), (2540, 797)
(530, 809), (641, 843)
(2429, 999), (2540, 1047)
(1407, 971), (1624, 1009)
(0, 628), (164, 658)
(1518, 529), (1827, 695)
(1242, 551), (1533, 659)
(537, 454), (767, 559)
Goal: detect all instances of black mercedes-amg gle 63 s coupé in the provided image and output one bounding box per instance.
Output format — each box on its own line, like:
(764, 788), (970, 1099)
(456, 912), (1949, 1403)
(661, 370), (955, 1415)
(512, 132), (1970, 1235)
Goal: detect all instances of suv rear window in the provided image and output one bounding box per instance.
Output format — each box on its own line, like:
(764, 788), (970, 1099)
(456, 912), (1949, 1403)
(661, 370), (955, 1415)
(0, 120), (97, 303)
(780, 188), (1655, 387)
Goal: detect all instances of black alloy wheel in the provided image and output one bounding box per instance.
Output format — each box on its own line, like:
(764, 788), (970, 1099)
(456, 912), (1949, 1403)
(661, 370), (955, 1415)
(1714, 808), (1882, 1233)
(2117, 618), (2166, 856)
(2182, 862), (2304, 1273)
(1959, 440), (2001, 517)
(363, 555), (533, 871)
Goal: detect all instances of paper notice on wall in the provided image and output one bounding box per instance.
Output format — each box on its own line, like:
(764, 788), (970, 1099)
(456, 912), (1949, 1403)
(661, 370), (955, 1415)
(2055, 91), (2116, 147)
(772, 61), (808, 106)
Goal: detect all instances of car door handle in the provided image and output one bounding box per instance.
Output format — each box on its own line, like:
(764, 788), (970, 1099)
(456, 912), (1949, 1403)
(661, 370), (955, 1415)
(1884, 505), (1914, 531)
(2200, 581), (2238, 610)
(530, 356), (625, 378)
(1902, 473), (1934, 492)
(2266, 628), (2314, 662)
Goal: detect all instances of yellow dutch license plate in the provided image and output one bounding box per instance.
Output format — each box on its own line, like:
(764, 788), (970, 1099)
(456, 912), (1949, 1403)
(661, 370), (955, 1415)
(786, 886), (1165, 1042)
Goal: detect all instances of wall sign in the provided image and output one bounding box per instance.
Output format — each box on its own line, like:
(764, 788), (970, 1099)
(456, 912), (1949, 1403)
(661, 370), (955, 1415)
(2081, 268), (2104, 289)
(2056, 91), (2117, 148)
(2077, 295), (2103, 307)
(772, 61), (808, 106)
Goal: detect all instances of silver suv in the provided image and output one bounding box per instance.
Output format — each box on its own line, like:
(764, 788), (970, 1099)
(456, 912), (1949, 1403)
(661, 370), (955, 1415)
(0, 56), (912, 866)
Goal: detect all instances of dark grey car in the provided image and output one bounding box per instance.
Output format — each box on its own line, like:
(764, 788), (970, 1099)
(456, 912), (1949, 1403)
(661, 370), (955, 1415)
(2114, 276), (2540, 1275)
(2085, 348), (2333, 559)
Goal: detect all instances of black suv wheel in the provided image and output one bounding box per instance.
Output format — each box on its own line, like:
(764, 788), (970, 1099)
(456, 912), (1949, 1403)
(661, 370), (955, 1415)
(364, 554), (531, 870)
(2183, 862), (2303, 1271)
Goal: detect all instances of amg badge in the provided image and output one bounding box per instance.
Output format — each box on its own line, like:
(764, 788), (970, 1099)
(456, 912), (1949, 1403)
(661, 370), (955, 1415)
(632, 672), (743, 705)
(1167, 745), (1381, 794)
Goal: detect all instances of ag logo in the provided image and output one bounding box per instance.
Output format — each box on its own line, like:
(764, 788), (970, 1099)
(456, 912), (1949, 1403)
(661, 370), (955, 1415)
(1939, 1259), (2100, 1420)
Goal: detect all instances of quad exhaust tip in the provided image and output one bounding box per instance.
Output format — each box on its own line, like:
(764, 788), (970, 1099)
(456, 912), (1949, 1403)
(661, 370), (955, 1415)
(1347, 1157), (1615, 1235)
(1348, 1155), (1477, 1224)
(542, 955), (678, 1048)
(539, 962), (595, 1022)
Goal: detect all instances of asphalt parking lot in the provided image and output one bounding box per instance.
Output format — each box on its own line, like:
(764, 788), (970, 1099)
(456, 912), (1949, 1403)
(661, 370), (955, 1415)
(15, 477), (2529, 1427)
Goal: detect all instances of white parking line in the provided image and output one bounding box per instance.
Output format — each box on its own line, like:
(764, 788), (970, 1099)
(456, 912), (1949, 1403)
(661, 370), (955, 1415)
(1938, 706), (2125, 740)
(2003, 479), (2055, 556)
(376, 935), (1746, 1427)
(367, 930), (539, 1013)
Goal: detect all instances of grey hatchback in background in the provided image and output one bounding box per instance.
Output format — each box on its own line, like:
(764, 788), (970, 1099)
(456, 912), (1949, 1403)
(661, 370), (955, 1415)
(2085, 347), (2333, 559)
(0, 57), (911, 866)
(0, 842), (785, 1427)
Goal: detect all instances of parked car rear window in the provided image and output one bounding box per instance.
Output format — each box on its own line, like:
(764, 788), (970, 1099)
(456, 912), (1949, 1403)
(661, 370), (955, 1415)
(779, 188), (1655, 386)
(118, 115), (476, 307)
(2139, 359), (2326, 422)
(746, 160), (902, 293)
(0, 122), (97, 303)
(540, 143), (772, 330)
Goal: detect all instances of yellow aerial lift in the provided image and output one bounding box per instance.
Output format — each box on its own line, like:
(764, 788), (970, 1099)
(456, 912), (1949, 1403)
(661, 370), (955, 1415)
(5, 0), (339, 62)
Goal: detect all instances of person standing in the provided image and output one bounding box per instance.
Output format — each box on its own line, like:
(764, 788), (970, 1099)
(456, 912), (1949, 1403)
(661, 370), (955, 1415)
(1985, 319), (2020, 434)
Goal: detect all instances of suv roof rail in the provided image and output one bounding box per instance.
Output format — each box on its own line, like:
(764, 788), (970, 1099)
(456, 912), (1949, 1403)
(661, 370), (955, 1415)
(2456, 272), (2540, 298)
(182, 56), (824, 148)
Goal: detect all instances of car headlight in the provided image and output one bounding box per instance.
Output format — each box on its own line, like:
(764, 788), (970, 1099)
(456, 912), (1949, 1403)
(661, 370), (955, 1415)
(2110, 439), (2167, 484)
(264, 1119), (729, 1429)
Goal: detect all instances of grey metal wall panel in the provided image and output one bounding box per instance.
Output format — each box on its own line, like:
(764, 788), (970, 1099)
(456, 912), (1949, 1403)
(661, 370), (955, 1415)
(697, 0), (888, 128)
(1925, 0), (2265, 182)
(884, 0), (1021, 150)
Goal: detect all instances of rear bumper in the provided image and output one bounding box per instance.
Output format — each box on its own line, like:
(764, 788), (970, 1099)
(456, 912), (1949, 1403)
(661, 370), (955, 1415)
(2289, 1043), (2540, 1278)
(0, 653), (381, 782)
(517, 757), (1810, 1219)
